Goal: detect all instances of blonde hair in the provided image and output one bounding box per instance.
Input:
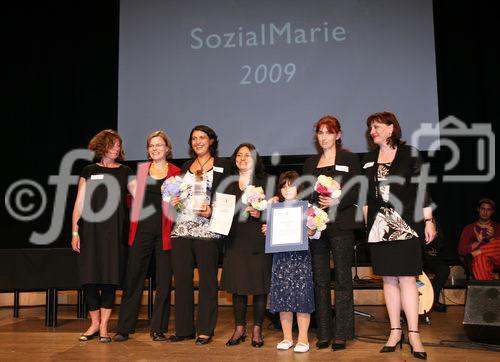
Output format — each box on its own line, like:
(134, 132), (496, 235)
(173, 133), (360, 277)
(146, 130), (173, 159)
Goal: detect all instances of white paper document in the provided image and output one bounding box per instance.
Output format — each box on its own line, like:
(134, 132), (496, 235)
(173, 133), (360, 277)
(271, 206), (303, 245)
(209, 192), (236, 235)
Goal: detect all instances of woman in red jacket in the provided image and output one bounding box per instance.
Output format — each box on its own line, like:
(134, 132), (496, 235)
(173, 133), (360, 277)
(113, 130), (180, 342)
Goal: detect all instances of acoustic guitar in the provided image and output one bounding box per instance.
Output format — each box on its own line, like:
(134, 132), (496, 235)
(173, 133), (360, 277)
(417, 272), (434, 315)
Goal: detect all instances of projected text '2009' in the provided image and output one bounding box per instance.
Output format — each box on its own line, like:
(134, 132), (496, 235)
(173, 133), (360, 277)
(190, 22), (346, 85)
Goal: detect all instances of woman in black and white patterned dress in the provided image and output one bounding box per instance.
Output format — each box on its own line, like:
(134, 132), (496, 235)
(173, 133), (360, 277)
(362, 112), (436, 360)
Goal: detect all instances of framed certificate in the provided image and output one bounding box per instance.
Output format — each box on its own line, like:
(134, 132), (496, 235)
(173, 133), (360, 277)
(265, 200), (309, 253)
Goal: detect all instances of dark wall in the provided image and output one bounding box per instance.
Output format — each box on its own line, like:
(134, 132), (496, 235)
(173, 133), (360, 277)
(432, 0), (498, 258)
(4, 1), (498, 262)
(5, 1), (120, 248)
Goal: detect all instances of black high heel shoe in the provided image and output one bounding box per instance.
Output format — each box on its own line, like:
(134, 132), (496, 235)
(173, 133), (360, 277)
(316, 339), (331, 349)
(195, 335), (213, 345)
(380, 327), (404, 353)
(408, 330), (427, 360)
(251, 325), (264, 348)
(99, 335), (112, 343)
(251, 339), (264, 348)
(332, 339), (346, 351)
(226, 332), (246, 346)
(78, 330), (99, 341)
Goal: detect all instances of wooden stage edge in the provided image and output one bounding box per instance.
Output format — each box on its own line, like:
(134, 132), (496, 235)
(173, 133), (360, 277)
(1, 305), (499, 361)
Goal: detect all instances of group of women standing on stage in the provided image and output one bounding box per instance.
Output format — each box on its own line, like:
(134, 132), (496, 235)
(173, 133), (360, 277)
(71, 111), (436, 359)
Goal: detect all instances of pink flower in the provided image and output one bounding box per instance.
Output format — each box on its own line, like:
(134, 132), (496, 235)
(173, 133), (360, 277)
(314, 175), (341, 198)
(241, 185), (268, 211)
(306, 205), (329, 231)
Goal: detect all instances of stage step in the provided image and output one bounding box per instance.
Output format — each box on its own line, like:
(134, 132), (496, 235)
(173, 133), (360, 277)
(0, 266), (470, 308)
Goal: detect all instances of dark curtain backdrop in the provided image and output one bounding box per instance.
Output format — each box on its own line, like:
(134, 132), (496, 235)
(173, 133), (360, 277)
(4, 1), (498, 263)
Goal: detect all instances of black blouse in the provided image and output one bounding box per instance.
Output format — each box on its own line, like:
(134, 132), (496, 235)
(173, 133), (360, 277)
(137, 175), (165, 234)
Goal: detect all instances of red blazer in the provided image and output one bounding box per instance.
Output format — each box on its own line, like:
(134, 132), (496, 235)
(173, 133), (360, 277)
(128, 161), (181, 250)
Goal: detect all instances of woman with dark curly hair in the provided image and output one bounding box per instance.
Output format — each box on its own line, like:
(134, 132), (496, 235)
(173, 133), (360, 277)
(168, 125), (231, 345)
(71, 129), (135, 342)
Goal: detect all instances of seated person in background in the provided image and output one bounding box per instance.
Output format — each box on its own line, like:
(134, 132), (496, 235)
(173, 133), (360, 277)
(458, 198), (500, 280)
(422, 220), (450, 312)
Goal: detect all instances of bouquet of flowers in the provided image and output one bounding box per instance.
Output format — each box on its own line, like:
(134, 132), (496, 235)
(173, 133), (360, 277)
(162, 176), (189, 210)
(306, 205), (330, 231)
(315, 175), (341, 198)
(241, 185), (268, 211)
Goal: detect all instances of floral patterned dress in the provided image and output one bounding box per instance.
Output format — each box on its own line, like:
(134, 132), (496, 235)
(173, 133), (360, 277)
(368, 163), (418, 242)
(368, 163), (423, 276)
(171, 170), (223, 240)
(269, 250), (315, 314)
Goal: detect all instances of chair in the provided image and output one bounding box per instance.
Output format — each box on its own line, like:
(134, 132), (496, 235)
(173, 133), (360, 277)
(460, 254), (474, 281)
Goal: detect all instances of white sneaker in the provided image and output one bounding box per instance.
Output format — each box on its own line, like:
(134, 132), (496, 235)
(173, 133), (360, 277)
(276, 340), (294, 350)
(293, 342), (310, 353)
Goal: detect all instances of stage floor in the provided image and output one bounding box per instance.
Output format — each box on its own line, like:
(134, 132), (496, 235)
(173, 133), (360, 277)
(0, 305), (498, 361)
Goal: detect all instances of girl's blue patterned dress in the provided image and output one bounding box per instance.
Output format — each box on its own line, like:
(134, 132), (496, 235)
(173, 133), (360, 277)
(269, 250), (315, 313)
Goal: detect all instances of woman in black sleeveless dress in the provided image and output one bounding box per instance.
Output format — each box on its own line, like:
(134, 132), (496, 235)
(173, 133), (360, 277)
(71, 129), (134, 342)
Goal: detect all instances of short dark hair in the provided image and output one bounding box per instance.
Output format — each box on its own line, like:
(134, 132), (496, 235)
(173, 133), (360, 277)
(366, 111), (405, 148)
(188, 125), (219, 157)
(478, 198), (495, 210)
(277, 170), (305, 202)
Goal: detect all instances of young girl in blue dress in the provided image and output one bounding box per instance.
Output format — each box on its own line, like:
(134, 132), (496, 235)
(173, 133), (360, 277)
(263, 170), (320, 353)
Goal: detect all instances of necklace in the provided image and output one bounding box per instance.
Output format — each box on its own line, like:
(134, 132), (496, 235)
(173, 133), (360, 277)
(195, 156), (212, 178)
(150, 162), (168, 177)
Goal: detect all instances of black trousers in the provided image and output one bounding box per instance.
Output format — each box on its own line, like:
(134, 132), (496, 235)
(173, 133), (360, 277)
(171, 237), (220, 336)
(117, 232), (172, 334)
(423, 253), (450, 303)
(310, 231), (355, 341)
(83, 284), (116, 311)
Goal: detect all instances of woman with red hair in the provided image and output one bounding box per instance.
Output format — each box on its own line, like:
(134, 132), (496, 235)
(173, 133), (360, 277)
(303, 115), (363, 351)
